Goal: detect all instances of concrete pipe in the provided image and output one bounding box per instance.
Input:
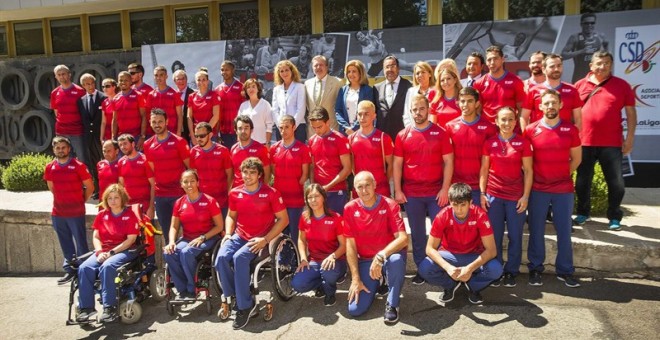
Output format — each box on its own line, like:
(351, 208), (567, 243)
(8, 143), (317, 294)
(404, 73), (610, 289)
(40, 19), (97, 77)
(72, 64), (109, 90)
(5, 111), (21, 148)
(34, 67), (57, 110)
(20, 110), (54, 153)
(0, 68), (33, 111)
(0, 111), (6, 149)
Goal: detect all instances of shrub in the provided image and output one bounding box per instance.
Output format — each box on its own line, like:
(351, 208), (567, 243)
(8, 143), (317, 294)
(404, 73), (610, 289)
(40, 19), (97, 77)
(0, 165), (4, 189)
(573, 162), (608, 217)
(1, 153), (52, 192)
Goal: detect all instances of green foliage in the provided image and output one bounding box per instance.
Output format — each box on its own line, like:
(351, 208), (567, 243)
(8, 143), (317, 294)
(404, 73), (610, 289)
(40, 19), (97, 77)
(573, 162), (608, 216)
(0, 165), (4, 189)
(1, 153), (51, 192)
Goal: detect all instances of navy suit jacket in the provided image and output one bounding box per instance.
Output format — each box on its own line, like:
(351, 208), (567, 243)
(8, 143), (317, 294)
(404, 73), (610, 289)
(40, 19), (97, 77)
(335, 84), (377, 135)
(77, 91), (106, 142)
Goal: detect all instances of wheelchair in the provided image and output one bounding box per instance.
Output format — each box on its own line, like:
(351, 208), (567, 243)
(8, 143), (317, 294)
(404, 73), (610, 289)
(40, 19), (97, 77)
(164, 239), (223, 316)
(214, 233), (300, 322)
(65, 205), (166, 325)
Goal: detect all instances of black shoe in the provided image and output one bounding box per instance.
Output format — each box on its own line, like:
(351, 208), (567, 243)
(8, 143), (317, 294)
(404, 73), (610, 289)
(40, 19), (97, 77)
(383, 303), (399, 324)
(58, 272), (75, 285)
(468, 287), (484, 305)
(232, 303), (258, 330)
(182, 292), (196, 302)
(324, 294), (336, 307)
(76, 308), (97, 323)
(489, 276), (502, 287)
(314, 287), (326, 298)
(411, 273), (425, 285)
(376, 282), (389, 296)
(99, 306), (118, 323)
(528, 270), (543, 286)
(439, 282), (460, 303)
(557, 274), (581, 288)
(502, 273), (517, 287)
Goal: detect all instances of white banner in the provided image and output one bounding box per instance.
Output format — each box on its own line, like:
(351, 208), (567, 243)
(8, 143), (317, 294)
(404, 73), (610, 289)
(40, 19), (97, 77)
(615, 25), (660, 136)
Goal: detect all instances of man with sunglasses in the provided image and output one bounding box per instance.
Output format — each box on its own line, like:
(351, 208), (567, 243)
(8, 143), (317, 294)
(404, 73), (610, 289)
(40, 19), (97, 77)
(128, 63), (153, 97)
(561, 13), (609, 83)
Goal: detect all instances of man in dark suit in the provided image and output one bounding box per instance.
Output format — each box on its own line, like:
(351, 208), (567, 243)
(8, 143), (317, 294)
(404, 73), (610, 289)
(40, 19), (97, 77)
(78, 73), (106, 198)
(375, 55), (412, 140)
(173, 69), (195, 144)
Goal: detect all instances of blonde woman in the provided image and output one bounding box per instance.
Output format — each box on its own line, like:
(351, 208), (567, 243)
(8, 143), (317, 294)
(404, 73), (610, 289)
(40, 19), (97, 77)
(403, 61), (436, 127)
(271, 60), (307, 142)
(335, 59), (375, 135)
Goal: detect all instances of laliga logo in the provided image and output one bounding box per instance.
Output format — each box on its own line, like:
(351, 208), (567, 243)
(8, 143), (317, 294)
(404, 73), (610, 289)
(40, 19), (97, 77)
(620, 31), (659, 74)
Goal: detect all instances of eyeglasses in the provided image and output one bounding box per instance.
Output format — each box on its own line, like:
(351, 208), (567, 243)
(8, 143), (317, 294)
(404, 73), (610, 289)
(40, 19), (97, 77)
(194, 133), (209, 139)
(581, 21), (596, 25)
(129, 71), (138, 75)
(102, 85), (115, 88)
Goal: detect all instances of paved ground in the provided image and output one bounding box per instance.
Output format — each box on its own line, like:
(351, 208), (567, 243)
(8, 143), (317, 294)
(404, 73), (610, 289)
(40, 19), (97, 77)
(0, 275), (658, 339)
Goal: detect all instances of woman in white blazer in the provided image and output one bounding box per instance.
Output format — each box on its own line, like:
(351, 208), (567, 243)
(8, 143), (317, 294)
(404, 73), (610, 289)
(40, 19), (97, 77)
(271, 60), (307, 142)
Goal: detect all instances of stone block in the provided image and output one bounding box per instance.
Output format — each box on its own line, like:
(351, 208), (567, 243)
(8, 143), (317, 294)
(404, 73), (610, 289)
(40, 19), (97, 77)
(6, 223), (32, 273)
(28, 224), (58, 272)
(0, 223), (8, 273)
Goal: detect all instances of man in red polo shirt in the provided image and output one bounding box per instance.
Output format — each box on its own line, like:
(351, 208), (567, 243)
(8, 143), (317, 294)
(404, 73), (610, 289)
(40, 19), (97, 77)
(525, 89), (582, 288)
(418, 182), (502, 305)
(573, 51), (636, 231)
(520, 53), (582, 132)
(112, 71), (147, 149)
(348, 100), (393, 197)
(145, 66), (184, 136)
(446, 87), (497, 205)
(142, 109), (190, 242)
(51, 65), (86, 163)
(128, 63), (153, 97)
(97, 140), (120, 199)
(230, 115), (271, 188)
(215, 61), (244, 148)
(308, 107), (352, 214)
(117, 134), (155, 218)
(393, 93), (454, 285)
(44, 136), (94, 284)
(214, 157), (288, 330)
(270, 115), (311, 243)
(473, 46), (526, 123)
(345, 171), (408, 323)
(190, 122), (233, 216)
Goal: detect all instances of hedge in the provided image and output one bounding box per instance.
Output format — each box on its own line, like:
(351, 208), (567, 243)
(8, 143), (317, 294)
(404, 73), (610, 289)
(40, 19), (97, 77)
(1, 153), (51, 192)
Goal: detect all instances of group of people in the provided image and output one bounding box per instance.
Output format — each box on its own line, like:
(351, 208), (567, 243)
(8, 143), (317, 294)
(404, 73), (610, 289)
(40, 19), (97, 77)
(46, 37), (636, 328)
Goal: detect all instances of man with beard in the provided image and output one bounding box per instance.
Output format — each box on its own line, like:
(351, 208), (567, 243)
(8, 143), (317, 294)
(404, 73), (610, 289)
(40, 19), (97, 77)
(112, 71), (147, 150)
(215, 61), (244, 148)
(142, 109), (190, 242)
(393, 94), (454, 285)
(520, 54), (583, 132)
(128, 63), (153, 97)
(525, 89), (582, 288)
(473, 46), (526, 124)
(523, 51), (547, 93)
(190, 122), (233, 217)
(44, 136), (94, 284)
(374, 56), (413, 140)
(117, 134), (155, 218)
(145, 66), (184, 136)
(230, 115), (271, 188)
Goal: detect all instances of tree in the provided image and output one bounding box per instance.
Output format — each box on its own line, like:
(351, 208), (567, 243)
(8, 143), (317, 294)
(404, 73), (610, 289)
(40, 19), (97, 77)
(442, 0), (492, 24)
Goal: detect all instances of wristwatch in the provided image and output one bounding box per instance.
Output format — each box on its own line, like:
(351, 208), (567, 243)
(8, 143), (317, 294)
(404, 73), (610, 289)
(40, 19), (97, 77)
(109, 250), (116, 256)
(200, 234), (207, 241)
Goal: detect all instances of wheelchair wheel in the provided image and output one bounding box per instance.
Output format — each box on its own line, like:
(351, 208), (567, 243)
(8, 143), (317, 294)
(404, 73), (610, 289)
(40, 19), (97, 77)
(149, 268), (167, 302)
(270, 235), (299, 301)
(210, 241), (223, 298)
(119, 300), (143, 324)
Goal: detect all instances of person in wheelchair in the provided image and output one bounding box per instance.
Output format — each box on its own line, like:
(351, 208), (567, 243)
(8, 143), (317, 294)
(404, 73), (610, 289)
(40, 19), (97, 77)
(215, 157), (289, 330)
(76, 184), (140, 323)
(344, 171), (408, 324)
(163, 169), (224, 301)
(291, 184), (346, 307)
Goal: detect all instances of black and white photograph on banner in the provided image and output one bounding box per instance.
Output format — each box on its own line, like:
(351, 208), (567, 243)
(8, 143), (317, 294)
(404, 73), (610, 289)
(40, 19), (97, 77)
(224, 33), (350, 92)
(347, 26), (444, 80)
(444, 16), (562, 80)
(141, 40), (226, 90)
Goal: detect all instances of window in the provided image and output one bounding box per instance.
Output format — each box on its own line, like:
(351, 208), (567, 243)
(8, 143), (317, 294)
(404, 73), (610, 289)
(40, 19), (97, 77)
(90, 14), (122, 50)
(270, 0), (311, 37)
(220, 1), (259, 40)
(0, 26), (7, 55)
(323, 0), (368, 33)
(130, 10), (165, 47)
(509, 0), (563, 19)
(442, 0), (492, 24)
(175, 7), (209, 43)
(50, 18), (82, 53)
(14, 21), (44, 55)
(383, 0), (427, 28)
(581, 0), (641, 13)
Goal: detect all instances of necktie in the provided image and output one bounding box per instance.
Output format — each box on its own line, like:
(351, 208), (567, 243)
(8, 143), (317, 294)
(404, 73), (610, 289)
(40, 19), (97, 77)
(467, 79), (474, 87)
(86, 94), (93, 114)
(314, 79), (322, 105)
(386, 82), (395, 106)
